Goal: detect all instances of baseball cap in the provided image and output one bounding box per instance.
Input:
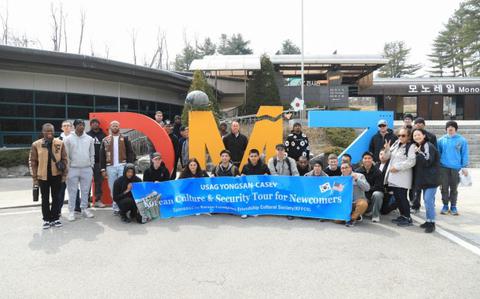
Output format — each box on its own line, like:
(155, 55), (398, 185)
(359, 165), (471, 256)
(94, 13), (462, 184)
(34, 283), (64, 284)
(151, 152), (162, 159)
(377, 119), (388, 127)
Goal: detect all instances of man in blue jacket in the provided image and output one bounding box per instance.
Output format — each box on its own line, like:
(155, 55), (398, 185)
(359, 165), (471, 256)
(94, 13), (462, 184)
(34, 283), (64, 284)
(437, 120), (469, 216)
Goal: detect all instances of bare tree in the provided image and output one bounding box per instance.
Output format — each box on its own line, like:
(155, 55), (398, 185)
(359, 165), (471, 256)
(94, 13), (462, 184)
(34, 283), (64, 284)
(50, 2), (65, 51)
(78, 9), (86, 54)
(63, 13), (67, 52)
(104, 43), (109, 59)
(131, 28), (137, 64)
(90, 39), (95, 57)
(1, 3), (8, 45)
(164, 35), (169, 70)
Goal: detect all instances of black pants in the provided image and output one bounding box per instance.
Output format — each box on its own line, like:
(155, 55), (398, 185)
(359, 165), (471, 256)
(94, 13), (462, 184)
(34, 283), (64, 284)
(116, 197), (138, 218)
(410, 188), (421, 210)
(39, 176), (62, 222)
(391, 187), (410, 218)
(92, 163), (103, 202)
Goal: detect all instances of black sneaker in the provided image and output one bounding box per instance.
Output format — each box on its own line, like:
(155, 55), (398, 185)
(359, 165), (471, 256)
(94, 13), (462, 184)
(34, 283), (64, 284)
(397, 217), (413, 227)
(121, 215), (131, 223)
(52, 220), (63, 228)
(287, 216), (295, 220)
(419, 222), (428, 228)
(391, 216), (404, 223)
(42, 221), (51, 230)
(424, 222), (435, 233)
(345, 220), (356, 227)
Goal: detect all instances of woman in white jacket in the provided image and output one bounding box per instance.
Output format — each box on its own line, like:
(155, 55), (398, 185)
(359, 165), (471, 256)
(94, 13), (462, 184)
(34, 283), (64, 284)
(384, 127), (416, 227)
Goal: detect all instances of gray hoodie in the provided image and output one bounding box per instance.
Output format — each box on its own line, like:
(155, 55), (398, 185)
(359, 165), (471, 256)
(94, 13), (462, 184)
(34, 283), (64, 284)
(64, 132), (95, 168)
(343, 172), (370, 203)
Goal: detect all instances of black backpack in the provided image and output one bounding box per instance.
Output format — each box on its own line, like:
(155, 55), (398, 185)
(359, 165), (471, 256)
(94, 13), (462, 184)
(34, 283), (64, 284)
(273, 157), (292, 175)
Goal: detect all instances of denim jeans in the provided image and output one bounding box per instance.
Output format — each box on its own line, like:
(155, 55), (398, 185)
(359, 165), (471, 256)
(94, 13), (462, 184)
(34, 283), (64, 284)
(423, 187), (437, 222)
(107, 164), (125, 212)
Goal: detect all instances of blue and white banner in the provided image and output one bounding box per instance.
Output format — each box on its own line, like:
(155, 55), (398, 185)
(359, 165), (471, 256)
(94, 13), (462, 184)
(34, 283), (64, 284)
(132, 175), (353, 221)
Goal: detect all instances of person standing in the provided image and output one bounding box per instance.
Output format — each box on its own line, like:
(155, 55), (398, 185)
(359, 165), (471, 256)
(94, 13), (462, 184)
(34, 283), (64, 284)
(219, 122), (229, 137)
(369, 119), (397, 163)
(100, 120), (136, 215)
(285, 122), (310, 161)
(412, 128), (440, 233)
(180, 127), (190, 168)
(63, 119), (95, 221)
(165, 123), (180, 179)
(437, 120), (469, 216)
(223, 121), (248, 167)
(154, 111), (165, 127)
(173, 115), (182, 139)
(29, 123), (68, 229)
(384, 127), (416, 227)
(403, 113), (414, 130)
(57, 120), (79, 214)
(355, 152), (384, 223)
(87, 118), (106, 208)
(143, 152), (171, 182)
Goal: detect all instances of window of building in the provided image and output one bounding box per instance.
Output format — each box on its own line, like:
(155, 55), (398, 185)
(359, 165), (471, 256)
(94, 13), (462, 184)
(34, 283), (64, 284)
(120, 98), (139, 112)
(0, 119), (34, 131)
(95, 96), (118, 111)
(68, 93), (94, 107)
(4, 135), (33, 145)
(0, 89), (33, 103)
(0, 104), (33, 117)
(67, 107), (93, 119)
(443, 96), (456, 119)
(35, 91), (65, 105)
(36, 105), (66, 119)
(36, 119), (63, 132)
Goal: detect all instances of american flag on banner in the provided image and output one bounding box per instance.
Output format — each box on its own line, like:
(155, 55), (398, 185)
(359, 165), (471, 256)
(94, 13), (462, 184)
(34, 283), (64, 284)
(333, 182), (344, 192)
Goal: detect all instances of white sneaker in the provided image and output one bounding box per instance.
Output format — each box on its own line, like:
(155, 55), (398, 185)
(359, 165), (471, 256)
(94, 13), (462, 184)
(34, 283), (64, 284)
(240, 215), (248, 219)
(94, 202), (106, 208)
(68, 212), (75, 222)
(82, 209), (94, 218)
(372, 216), (380, 223)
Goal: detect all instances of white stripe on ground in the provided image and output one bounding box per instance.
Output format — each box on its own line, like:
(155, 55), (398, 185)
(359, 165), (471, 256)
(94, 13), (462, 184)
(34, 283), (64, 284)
(411, 214), (480, 257)
(0, 209), (39, 216)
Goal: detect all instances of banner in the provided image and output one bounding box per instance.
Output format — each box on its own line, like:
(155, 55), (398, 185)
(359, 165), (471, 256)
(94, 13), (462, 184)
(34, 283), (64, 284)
(132, 175), (353, 221)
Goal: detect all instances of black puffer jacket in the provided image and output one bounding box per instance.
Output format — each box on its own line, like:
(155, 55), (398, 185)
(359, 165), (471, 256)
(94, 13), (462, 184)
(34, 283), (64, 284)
(369, 129), (397, 162)
(241, 161), (270, 175)
(413, 141), (440, 189)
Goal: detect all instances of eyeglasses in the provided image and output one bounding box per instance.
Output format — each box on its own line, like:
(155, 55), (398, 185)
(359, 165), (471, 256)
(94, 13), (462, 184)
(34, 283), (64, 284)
(398, 134), (407, 137)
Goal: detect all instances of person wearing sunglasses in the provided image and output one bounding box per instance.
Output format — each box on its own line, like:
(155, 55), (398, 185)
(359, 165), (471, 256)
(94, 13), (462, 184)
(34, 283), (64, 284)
(383, 127), (416, 227)
(369, 119), (397, 163)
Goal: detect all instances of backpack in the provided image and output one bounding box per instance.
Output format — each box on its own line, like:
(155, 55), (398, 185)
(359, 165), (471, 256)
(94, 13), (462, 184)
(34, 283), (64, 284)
(273, 157), (292, 175)
(214, 164), (237, 177)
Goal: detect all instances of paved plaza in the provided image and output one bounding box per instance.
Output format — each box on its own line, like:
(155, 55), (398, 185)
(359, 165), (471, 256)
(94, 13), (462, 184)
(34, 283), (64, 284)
(1, 170), (480, 298)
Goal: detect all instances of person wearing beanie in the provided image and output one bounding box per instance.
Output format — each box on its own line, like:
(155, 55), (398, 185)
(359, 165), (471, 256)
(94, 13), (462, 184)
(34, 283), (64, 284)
(212, 149), (240, 177)
(63, 119), (95, 221)
(437, 120), (469, 216)
(87, 118), (107, 208)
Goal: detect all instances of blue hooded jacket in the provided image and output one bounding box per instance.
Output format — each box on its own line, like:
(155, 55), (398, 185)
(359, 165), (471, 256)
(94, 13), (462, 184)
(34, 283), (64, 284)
(437, 133), (469, 170)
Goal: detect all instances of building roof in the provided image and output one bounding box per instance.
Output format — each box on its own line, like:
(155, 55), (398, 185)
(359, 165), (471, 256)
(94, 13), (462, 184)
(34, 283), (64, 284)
(190, 55), (261, 71)
(0, 45), (192, 93)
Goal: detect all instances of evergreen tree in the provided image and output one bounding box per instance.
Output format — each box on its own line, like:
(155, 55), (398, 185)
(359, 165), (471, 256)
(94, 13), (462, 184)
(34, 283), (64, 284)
(181, 70), (220, 125)
(174, 43), (200, 71)
(197, 37), (216, 57)
(217, 33), (253, 55)
(244, 55), (281, 115)
(276, 39), (301, 55)
(378, 41), (421, 78)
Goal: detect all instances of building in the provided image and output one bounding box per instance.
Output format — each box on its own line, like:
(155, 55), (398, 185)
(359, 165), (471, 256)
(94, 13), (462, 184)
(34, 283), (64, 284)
(0, 46), (191, 147)
(191, 55), (480, 120)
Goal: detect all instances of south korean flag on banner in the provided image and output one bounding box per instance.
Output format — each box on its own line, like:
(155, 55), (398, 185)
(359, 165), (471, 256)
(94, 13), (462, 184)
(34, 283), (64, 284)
(290, 97), (304, 112)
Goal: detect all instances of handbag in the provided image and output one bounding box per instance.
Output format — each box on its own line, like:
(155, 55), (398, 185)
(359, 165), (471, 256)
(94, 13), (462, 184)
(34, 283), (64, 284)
(47, 143), (66, 173)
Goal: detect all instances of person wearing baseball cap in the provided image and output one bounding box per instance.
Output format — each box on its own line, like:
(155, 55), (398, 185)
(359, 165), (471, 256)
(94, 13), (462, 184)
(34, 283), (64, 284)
(369, 119), (397, 163)
(143, 152), (171, 183)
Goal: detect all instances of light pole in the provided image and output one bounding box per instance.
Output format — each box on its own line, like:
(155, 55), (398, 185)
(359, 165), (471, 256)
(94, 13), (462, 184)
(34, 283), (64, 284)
(300, 0), (305, 121)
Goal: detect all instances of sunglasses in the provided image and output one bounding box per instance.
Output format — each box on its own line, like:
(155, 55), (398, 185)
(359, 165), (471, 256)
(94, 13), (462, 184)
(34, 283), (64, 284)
(398, 134), (407, 137)
(378, 124), (387, 127)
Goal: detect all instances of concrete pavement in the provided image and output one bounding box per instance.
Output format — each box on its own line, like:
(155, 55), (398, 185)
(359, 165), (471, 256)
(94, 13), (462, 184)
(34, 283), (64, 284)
(1, 170), (480, 298)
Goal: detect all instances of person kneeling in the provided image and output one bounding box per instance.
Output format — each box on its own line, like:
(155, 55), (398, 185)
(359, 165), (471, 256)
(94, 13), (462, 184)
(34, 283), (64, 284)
(341, 162), (370, 227)
(113, 164), (142, 223)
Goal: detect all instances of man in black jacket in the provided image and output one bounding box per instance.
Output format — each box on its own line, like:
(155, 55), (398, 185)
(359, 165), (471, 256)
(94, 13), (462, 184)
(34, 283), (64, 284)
(165, 123), (180, 179)
(355, 152), (384, 223)
(223, 121), (248, 167)
(241, 149), (270, 175)
(369, 119), (397, 163)
(87, 119), (107, 208)
(143, 152), (171, 182)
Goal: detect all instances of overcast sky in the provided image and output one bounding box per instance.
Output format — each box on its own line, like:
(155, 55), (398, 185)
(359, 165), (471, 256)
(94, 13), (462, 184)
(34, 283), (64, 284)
(0, 0), (464, 75)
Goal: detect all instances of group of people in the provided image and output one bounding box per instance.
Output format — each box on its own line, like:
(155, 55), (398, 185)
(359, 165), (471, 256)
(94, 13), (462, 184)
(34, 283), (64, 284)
(30, 111), (469, 233)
